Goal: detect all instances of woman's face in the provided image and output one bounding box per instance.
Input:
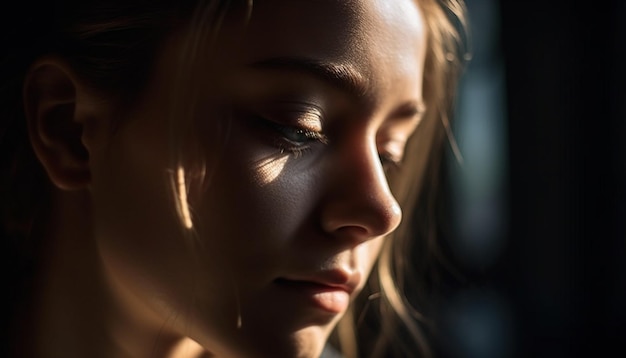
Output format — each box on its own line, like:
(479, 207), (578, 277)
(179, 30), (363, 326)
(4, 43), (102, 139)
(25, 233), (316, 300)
(89, 0), (427, 357)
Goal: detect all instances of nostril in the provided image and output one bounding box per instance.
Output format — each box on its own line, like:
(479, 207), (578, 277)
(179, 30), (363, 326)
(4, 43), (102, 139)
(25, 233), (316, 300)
(321, 199), (402, 242)
(333, 225), (370, 241)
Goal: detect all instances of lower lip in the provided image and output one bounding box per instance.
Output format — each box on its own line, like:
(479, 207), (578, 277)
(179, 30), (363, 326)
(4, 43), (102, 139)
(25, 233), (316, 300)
(275, 279), (350, 314)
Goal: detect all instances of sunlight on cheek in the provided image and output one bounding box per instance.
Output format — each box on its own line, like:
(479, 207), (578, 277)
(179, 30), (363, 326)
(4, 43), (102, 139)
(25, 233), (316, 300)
(176, 166), (194, 229)
(254, 155), (289, 186)
(169, 337), (206, 357)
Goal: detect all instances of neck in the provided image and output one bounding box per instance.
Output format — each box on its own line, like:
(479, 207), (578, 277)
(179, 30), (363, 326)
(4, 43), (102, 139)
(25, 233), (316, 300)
(19, 189), (208, 358)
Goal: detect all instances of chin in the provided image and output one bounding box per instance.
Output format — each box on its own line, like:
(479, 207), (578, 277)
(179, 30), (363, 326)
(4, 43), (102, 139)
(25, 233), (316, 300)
(200, 324), (332, 358)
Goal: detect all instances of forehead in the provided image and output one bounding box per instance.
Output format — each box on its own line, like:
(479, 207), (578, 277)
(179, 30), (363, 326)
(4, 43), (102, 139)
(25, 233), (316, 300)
(213, 0), (426, 97)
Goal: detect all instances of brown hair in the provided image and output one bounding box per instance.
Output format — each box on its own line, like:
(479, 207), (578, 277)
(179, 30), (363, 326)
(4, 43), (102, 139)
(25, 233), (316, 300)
(0, 0), (468, 356)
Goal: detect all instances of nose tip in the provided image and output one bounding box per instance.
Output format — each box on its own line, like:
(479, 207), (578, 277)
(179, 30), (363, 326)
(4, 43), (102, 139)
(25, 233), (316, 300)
(321, 177), (403, 242)
(319, 136), (405, 244)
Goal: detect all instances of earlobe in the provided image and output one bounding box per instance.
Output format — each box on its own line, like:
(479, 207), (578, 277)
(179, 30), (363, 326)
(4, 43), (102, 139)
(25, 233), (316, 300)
(23, 58), (92, 190)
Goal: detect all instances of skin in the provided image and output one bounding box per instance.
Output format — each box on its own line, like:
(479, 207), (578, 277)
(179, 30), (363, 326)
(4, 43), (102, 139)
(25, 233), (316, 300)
(24, 0), (427, 357)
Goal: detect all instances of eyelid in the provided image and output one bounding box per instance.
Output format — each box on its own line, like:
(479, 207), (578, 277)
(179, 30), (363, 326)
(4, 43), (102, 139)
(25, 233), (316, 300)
(270, 121), (329, 145)
(376, 136), (410, 170)
(260, 101), (325, 132)
(248, 101), (329, 157)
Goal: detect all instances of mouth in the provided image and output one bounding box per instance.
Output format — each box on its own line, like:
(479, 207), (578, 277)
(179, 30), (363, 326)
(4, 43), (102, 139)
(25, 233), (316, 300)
(273, 273), (359, 314)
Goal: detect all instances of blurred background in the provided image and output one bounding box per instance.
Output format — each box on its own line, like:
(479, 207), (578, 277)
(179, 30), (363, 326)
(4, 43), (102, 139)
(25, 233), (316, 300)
(438, 0), (626, 357)
(1, 1), (623, 357)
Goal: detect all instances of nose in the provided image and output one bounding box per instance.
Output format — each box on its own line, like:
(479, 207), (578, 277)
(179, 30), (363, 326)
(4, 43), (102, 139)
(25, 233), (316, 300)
(320, 138), (402, 243)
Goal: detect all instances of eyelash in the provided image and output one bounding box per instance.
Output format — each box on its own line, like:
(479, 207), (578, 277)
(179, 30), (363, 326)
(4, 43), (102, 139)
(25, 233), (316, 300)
(261, 119), (329, 158)
(379, 153), (402, 174)
(257, 116), (405, 172)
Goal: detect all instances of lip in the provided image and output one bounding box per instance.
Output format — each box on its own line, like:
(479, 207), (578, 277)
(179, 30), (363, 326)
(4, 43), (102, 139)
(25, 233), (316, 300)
(274, 270), (361, 314)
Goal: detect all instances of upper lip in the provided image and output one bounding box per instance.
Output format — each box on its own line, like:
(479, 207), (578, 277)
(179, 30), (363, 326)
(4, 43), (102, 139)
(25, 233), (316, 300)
(277, 269), (361, 295)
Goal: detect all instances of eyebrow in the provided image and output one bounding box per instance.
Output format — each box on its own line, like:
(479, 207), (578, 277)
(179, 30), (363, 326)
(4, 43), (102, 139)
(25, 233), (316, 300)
(248, 56), (370, 99)
(247, 56), (427, 119)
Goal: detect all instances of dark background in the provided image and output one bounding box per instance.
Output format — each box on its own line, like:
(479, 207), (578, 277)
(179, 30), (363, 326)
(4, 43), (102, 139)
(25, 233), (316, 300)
(2, 1), (624, 358)
(447, 1), (626, 357)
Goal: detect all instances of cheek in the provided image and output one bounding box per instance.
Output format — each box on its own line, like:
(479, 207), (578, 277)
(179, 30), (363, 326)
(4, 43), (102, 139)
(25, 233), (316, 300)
(192, 144), (320, 276)
(90, 116), (229, 326)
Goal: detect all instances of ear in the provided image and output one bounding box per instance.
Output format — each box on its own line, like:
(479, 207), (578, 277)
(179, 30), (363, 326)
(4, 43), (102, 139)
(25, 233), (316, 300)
(23, 57), (97, 190)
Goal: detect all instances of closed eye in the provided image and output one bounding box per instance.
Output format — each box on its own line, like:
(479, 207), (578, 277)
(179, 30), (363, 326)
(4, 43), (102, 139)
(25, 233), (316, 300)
(378, 152), (402, 174)
(257, 117), (329, 158)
